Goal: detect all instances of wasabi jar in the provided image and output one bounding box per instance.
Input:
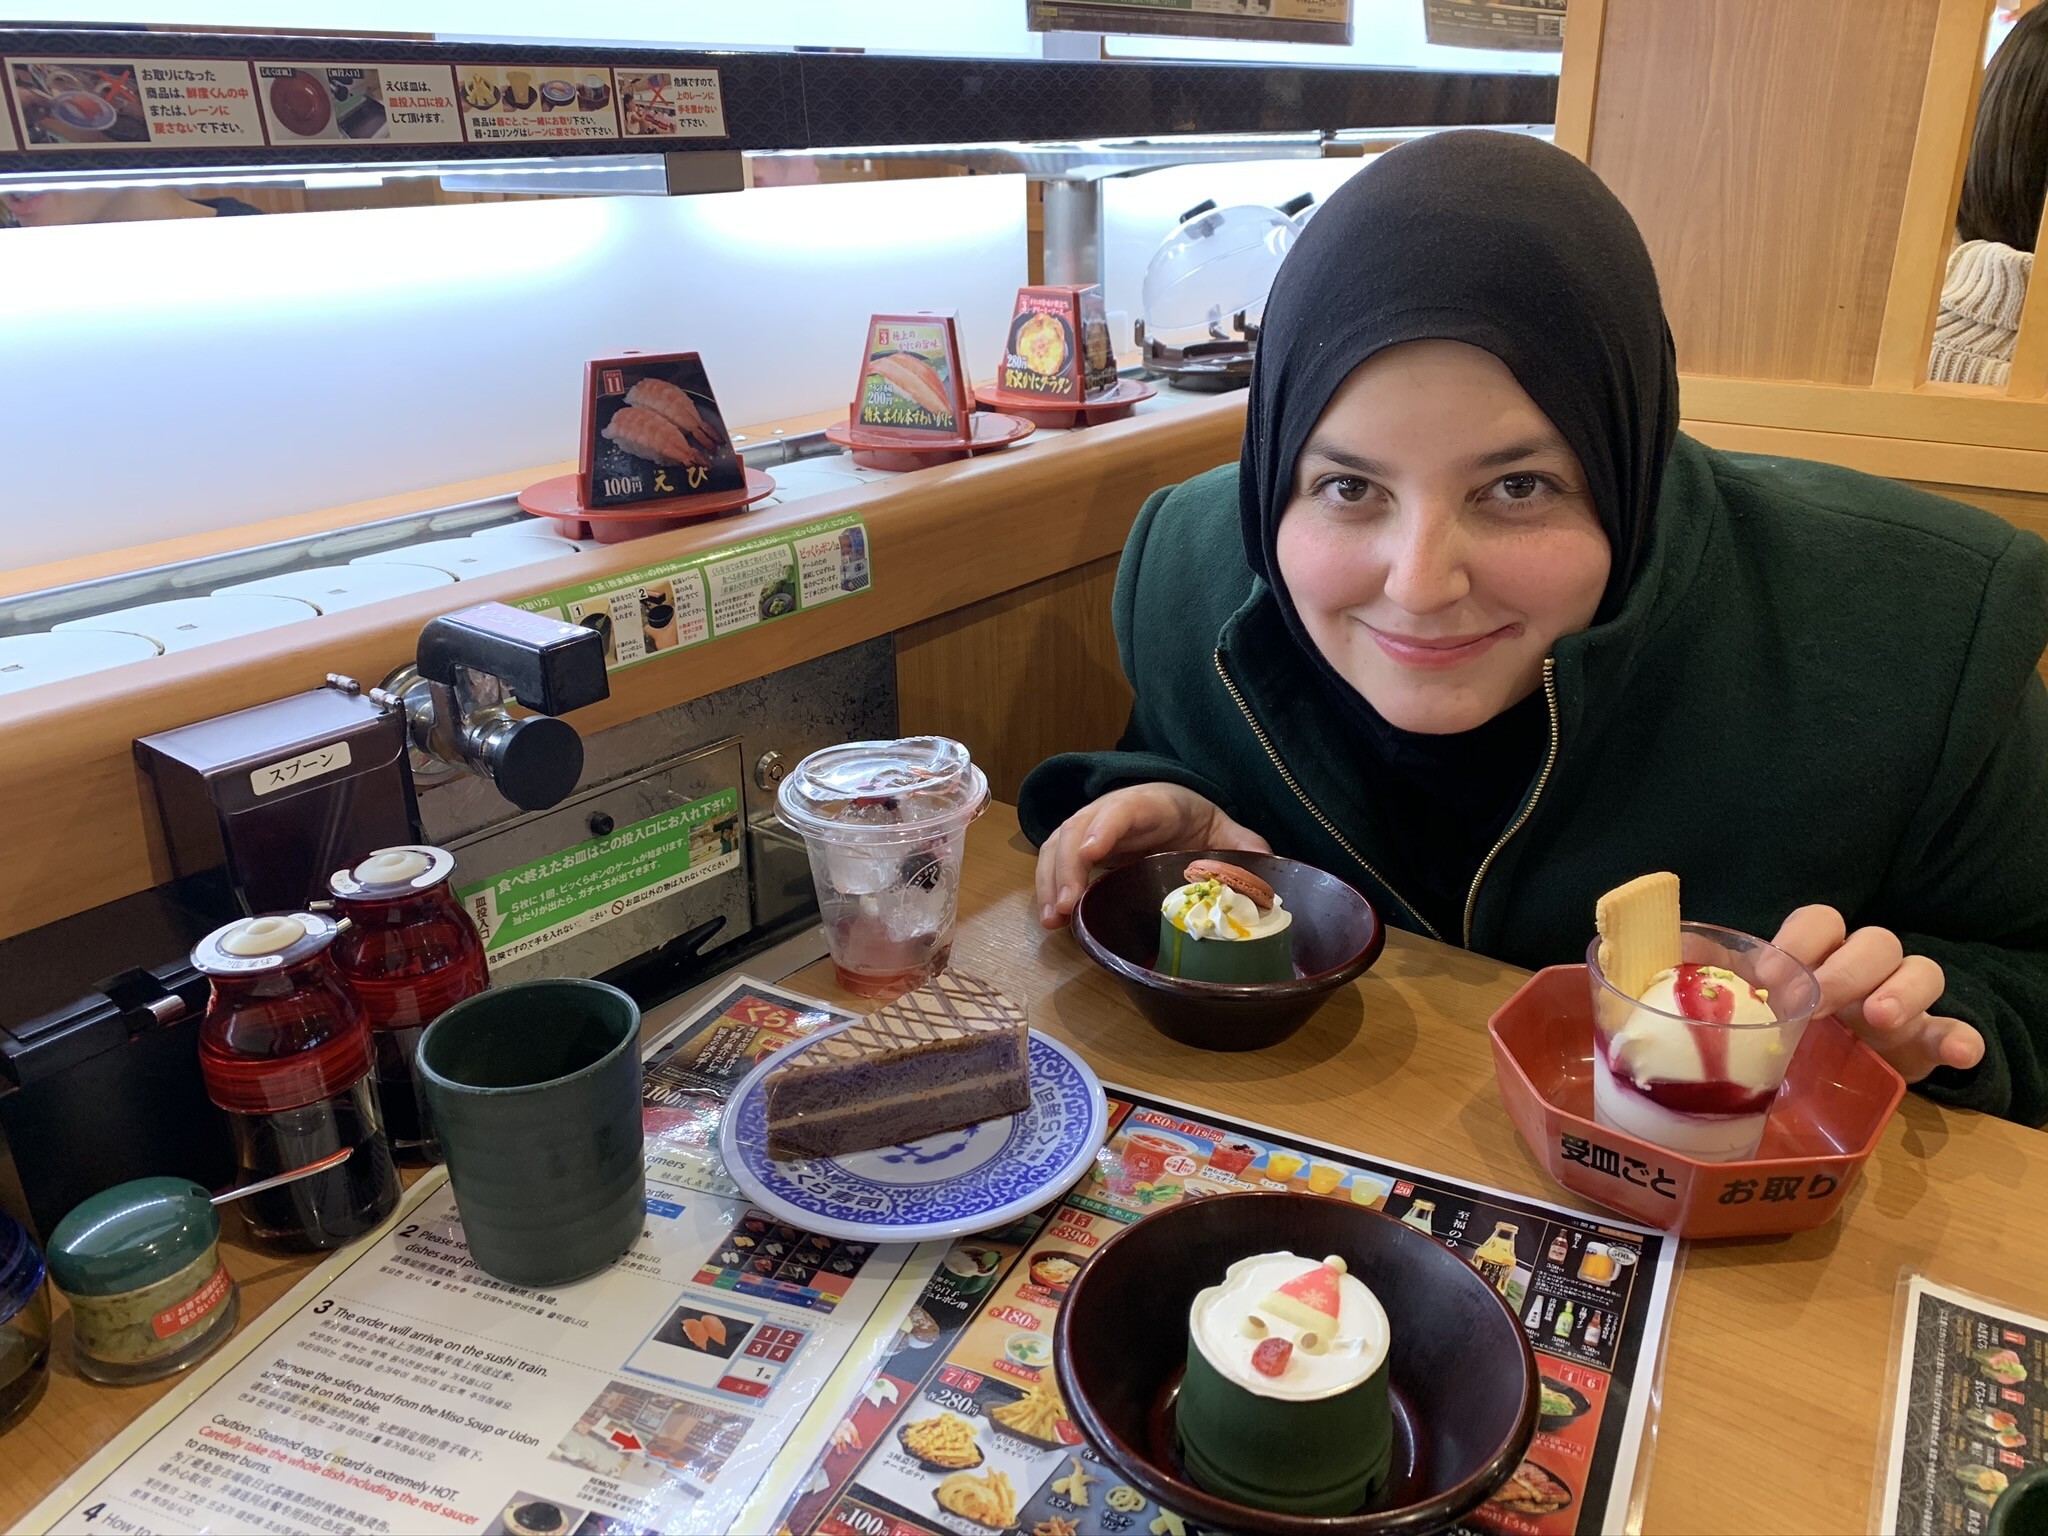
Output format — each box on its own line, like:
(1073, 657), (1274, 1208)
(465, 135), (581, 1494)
(47, 1177), (238, 1385)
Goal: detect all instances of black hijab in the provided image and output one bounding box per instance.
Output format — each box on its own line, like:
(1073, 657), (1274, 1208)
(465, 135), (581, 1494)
(1237, 131), (1680, 938)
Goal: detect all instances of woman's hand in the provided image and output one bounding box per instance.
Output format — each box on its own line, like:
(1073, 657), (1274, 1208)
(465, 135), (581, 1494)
(1771, 906), (1984, 1082)
(1035, 784), (1271, 929)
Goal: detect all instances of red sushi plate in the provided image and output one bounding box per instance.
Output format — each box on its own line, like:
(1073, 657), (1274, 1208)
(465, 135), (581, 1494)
(825, 410), (1034, 471)
(519, 466), (776, 543)
(1489, 965), (1905, 1239)
(972, 377), (1156, 427)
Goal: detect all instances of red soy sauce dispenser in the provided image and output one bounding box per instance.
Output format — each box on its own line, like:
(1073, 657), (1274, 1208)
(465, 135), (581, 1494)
(193, 914), (401, 1251)
(328, 845), (489, 1165)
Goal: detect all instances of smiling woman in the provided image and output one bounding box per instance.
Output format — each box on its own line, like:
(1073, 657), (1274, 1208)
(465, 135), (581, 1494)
(1019, 131), (2048, 1128)
(1274, 344), (1610, 735)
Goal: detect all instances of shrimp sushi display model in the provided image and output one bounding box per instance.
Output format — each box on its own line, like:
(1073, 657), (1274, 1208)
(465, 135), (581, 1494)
(518, 350), (775, 539)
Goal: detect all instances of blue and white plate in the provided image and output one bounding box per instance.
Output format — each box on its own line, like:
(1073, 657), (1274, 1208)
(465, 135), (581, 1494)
(719, 1026), (1109, 1243)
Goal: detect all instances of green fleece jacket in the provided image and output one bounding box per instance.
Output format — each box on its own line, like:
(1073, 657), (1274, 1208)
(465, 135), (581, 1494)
(1019, 436), (2048, 1126)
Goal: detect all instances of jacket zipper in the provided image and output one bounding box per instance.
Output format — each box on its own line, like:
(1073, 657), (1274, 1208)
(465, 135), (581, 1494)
(1213, 650), (1442, 942)
(1460, 656), (1561, 948)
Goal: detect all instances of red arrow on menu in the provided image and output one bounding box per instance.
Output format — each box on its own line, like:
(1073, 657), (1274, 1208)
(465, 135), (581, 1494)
(610, 1430), (643, 1452)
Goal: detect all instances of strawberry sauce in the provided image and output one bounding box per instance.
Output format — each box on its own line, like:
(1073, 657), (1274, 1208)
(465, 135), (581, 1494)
(1599, 965), (1778, 1116)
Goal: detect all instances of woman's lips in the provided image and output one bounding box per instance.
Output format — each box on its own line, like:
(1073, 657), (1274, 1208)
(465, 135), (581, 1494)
(1364, 622), (1519, 669)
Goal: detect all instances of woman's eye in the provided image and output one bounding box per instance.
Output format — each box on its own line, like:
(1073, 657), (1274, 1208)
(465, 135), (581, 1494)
(1497, 473), (1546, 501)
(1320, 476), (1374, 504)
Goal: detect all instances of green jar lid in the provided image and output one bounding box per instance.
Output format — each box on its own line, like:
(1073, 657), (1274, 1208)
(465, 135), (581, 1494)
(47, 1177), (220, 1298)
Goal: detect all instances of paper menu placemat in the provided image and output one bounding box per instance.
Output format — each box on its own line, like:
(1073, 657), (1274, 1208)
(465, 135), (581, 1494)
(777, 1089), (1679, 1536)
(1878, 1275), (2045, 1535)
(23, 978), (937, 1536)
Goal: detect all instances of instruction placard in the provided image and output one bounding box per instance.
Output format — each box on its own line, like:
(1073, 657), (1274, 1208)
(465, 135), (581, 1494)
(457, 790), (742, 966)
(20, 979), (931, 1536)
(255, 62), (462, 145)
(8, 56), (265, 149)
(515, 513), (871, 673)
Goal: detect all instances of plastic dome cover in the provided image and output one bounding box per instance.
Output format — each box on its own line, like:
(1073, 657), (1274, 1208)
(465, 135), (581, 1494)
(1140, 203), (1297, 348)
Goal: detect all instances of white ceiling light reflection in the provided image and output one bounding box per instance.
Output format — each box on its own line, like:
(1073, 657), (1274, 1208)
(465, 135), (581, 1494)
(0, 194), (610, 323)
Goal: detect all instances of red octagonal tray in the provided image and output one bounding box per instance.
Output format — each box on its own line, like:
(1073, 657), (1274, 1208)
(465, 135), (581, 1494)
(1490, 965), (1904, 1239)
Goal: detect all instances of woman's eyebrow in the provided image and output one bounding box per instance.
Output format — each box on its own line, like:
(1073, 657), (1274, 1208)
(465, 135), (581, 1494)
(1465, 436), (1569, 470)
(1298, 441), (1392, 477)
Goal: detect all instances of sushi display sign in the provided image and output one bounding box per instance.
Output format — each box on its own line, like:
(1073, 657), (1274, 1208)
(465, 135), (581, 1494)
(999, 285), (1119, 402)
(2, 50), (727, 159)
(456, 63), (622, 143)
(6, 56), (266, 149)
(1030, 0), (1352, 44)
(1880, 1276), (2046, 1534)
(777, 1091), (1678, 1536)
(254, 63), (462, 145)
(580, 350), (747, 511)
(511, 511), (874, 673)
(851, 314), (973, 446)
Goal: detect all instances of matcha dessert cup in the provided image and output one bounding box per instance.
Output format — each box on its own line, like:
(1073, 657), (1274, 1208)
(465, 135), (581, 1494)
(1054, 1191), (1536, 1534)
(1178, 1250), (1394, 1515)
(1157, 859), (1297, 984)
(1073, 851), (1383, 1051)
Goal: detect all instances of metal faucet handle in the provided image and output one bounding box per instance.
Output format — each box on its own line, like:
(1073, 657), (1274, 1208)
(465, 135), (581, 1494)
(416, 602), (609, 716)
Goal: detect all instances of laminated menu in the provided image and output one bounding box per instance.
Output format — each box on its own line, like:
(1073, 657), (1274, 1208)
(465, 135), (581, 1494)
(1879, 1276), (2046, 1535)
(776, 1093), (1678, 1536)
(23, 980), (936, 1536)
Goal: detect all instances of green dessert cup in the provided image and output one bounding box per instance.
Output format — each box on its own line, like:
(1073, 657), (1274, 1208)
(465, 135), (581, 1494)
(1177, 1332), (1393, 1515)
(1156, 914), (1296, 984)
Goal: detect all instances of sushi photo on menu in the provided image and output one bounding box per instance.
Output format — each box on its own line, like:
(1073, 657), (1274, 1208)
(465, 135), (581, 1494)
(582, 352), (746, 510)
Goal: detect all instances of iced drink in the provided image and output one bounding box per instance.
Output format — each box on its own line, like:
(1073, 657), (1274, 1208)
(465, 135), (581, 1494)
(777, 736), (988, 997)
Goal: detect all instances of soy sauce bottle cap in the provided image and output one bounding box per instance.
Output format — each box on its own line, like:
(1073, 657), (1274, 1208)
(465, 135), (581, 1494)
(192, 912), (339, 975)
(328, 845), (456, 901)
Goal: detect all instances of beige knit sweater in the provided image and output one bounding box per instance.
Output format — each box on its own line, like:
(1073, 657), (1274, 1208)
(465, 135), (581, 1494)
(1928, 239), (2033, 388)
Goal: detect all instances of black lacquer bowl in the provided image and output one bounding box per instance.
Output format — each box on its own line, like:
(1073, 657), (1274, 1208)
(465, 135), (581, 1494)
(1072, 851), (1383, 1050)
(1055, 1192), (1538, 1535)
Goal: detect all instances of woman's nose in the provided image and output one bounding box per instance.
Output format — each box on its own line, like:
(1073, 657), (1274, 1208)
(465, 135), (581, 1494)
(1379, 504), (1470, 614)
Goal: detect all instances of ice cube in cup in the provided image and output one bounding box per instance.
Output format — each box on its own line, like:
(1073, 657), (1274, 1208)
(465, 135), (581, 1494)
(777, 737), (987, 996)
(1586, 922), (1821, 1162)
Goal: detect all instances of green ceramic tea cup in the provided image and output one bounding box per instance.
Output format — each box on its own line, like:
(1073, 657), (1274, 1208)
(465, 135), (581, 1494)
(418, 979), (645, 1288)
(1990, 1467), (2048, 1536)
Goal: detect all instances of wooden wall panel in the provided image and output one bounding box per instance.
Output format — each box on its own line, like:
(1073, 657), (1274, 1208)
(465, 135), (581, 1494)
(895, 555), (1131, 807)
(1588, 0), (1942, 384)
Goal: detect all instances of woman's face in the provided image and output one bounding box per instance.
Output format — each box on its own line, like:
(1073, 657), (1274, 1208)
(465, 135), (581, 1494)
(1274, 340), (1610, 734)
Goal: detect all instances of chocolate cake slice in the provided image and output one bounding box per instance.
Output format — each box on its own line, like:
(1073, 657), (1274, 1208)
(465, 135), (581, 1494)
(765, 973), (1031, 1160)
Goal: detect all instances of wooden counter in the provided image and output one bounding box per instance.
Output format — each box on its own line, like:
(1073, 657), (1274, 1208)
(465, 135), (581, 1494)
(7, 804), (2043, 1533)
(0, 392), (1248, 946)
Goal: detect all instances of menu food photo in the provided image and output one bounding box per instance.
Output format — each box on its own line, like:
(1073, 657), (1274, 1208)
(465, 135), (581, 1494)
(1880, 1277), (2047, 1535)
(776, 1095), (1677, 1536)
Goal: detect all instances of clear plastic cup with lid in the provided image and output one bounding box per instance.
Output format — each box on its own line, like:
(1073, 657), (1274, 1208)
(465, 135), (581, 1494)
(776, 736), (988, 996)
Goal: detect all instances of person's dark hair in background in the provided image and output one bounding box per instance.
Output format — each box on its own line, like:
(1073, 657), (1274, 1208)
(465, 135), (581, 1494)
(1958, 3), (2048, 250)
(1931, 6), (2046, 387)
